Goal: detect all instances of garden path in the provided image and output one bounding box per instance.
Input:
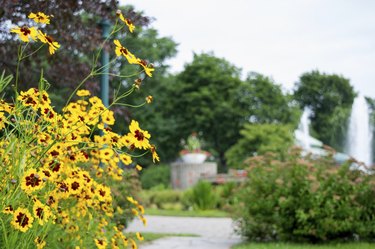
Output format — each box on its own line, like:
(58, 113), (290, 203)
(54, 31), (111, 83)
(126, 215), (242, 249)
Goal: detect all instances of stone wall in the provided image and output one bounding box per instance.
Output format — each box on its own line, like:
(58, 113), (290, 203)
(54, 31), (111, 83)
(171, 162), (217, 189)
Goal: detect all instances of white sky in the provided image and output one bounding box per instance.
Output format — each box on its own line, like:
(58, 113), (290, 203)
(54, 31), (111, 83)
(121, 0), (375, 97)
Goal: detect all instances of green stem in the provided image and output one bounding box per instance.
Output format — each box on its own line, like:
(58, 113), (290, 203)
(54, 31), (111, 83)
(20, 44), (45, 60)
(14, 44), (22, 96)
(0, 216), (9, 249)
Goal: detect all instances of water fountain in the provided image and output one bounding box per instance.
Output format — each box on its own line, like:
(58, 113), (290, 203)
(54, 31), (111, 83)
(346, 95), (373, 166)
(299, 108), (311, 150)
(294, 108), (324, 155)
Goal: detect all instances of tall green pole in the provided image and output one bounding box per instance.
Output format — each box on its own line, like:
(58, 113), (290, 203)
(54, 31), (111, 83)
(99, 19), (111, 108)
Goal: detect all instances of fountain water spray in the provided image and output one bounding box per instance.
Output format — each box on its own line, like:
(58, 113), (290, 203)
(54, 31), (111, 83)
(346, 95), (373, 166)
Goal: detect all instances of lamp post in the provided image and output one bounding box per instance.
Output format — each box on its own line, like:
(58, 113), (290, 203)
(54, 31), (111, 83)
(99, 18), (111, 108)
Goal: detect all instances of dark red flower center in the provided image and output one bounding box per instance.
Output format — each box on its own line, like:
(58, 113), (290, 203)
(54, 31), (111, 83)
(120, 47), (128, 55)
(20, 27), (31, 36)
(134, 130), (144, 141)
(16, 212), (29, 227)
(71, 182), (80, 191)
(25, 173), (41, 187)
(36, 207), (44, 219)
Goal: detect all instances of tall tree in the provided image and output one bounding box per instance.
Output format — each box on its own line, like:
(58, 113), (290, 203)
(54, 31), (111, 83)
(238, 72), (299, 125)
(170, 53), (243, 170)
(294, 70), (356, 150)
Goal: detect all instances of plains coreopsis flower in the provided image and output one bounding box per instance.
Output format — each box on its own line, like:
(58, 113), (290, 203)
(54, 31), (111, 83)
(114, 39), (138, 64)
(28, 12), (51, 24)
(33, 200), (52, 225)
(127, 120), (151, 150)
(76, 89), (91, 97)
(150, 145), (160, 163)
(11, 207), (34, 232)
(146, 95), (153, 104)
(136, 232), (144, 241)
(37, 30), (60, 54)
(135, 164), (142, 171)
(10, 26), (38, 42)
(34, 236), (46, 249)
(136, 59), (154, 77)
(94, 238), (108, 249)
(0, 112), (7, 130)
(120, 154), (132, 165)
(116, 10), (135, 33)
(21, 169), (45, 194)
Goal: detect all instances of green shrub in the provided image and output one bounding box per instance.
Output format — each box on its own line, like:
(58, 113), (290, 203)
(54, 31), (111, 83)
(184, 181), (218, 210)
(139, 189), (183, 209)
(216, 182), (239, 212)
(235, 147), (375, 242)
(225, 123), (294, 169)
(140, 164), (171, 189)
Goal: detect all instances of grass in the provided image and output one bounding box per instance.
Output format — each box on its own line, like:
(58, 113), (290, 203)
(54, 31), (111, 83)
(232, 242), (375, 249)
(140, 232), (199, 243)
(145, 208), (230, 218)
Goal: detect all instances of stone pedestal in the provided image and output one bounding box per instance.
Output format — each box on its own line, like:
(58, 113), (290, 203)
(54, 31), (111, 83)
(171, 162), (217, 189)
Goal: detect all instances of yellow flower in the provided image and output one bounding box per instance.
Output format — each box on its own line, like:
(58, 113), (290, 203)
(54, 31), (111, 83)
(17, 88), (39, 109)
(28, 12), (51, 24)
(137, 204), (145, 215)
(135, 164), (142, 171)
(94, 238), (108, 249)
(34, 236), (46, 249)
(127, 196), (137, 205)
(130, 238), (138, 249)
(10, 25), (38, 42)
(76, 89), (91, 97)
(66, 177), (83, 195)
(21, 169), (45, 194)
(113, 40), (138, 64)
(116, 10), (135, 33)
(96, 184), (112, 202)
(120, 154), (132, 165)
(0, 112), (7, 130)
(146, 95), (153, 104)
(2, 205), (14, 214)
(37, 30), (60, 54)
(11, 207), (34, 232)
(136, 59), (154, 77)
(131, 208), (138, 216)
(101, 110), (115, 125)
(150, 145), (160, 163)
(33, 200), (52, 225)
(139, 214), (147, 226)
(136, 232), (144, 241)
(127, 120), (151, 150)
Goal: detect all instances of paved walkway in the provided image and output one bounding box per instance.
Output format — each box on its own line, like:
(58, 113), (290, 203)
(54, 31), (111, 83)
(126, 215), (242, 249)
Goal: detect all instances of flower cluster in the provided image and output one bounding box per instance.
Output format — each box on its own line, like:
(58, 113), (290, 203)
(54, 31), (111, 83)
(11, 12), (60, 54)
(1, 10), (159, 249)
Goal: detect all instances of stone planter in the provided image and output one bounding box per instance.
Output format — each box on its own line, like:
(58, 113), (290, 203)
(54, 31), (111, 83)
(171, 162), (217, 189)
(180, 153), (207, 164)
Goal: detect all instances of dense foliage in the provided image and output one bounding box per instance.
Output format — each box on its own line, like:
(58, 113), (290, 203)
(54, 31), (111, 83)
(238, 73), (299, 125)
(140, 164), (171, 189)
(235, 148), (375, 242)
(225, 123), (294, 169)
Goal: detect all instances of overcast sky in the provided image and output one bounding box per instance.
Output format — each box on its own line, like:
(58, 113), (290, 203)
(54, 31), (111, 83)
(121, 0), (375, 97)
